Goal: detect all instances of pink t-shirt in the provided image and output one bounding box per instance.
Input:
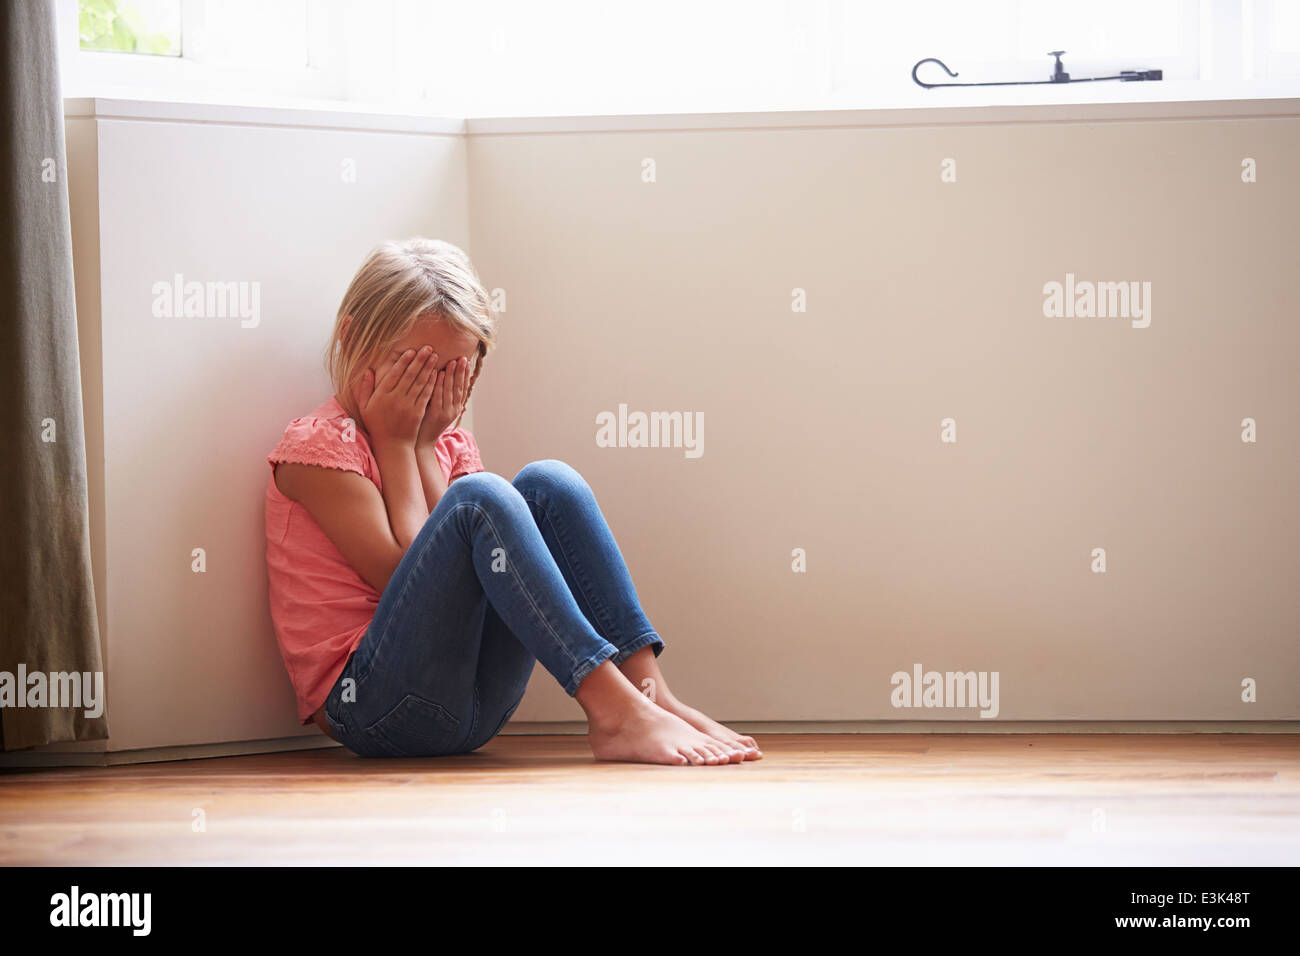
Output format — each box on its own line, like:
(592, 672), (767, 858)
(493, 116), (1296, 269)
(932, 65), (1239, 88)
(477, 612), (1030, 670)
(264, 395), (484, 723)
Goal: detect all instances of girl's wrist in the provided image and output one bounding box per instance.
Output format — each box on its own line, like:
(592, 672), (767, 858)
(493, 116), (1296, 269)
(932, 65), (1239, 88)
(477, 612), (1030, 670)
(373, 434), (417, 455)
(417, 423), (452, 446)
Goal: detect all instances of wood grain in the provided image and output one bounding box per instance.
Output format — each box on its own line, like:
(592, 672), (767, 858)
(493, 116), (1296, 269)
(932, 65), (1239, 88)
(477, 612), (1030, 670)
(2, 734), (1297, 865)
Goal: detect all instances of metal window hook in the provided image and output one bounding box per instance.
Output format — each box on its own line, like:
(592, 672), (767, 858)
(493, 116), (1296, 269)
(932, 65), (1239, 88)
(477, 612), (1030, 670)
(911, 51), (1162, 88)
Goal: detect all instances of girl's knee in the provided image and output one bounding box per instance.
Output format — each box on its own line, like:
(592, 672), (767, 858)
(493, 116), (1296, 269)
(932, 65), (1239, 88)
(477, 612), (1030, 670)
(512, 459), (585, 497)
(439, 471), (529, 524)
(442, 471), (537, 535)
(446, 470), (517, 504)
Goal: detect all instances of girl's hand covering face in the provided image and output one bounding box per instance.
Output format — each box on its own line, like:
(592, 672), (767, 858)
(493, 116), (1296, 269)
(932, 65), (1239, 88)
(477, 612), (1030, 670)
(418, 354), (471, 445)
(356, 346), (437, 447)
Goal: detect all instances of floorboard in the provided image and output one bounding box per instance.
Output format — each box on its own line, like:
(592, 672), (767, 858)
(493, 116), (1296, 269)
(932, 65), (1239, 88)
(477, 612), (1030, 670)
(2, 734), (1297, 865)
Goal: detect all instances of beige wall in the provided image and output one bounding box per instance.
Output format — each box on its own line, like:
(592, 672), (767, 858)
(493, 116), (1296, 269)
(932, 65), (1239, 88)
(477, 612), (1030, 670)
(54, 98), (1299, 758)
(66, 102), (469, 750)
(468, 108), (1300, 722)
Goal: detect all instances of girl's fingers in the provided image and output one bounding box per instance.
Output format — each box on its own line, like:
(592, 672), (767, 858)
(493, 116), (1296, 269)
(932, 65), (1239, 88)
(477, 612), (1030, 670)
(381, 349), (417, 391)
(414, 354), (437, 403)
(446, 358), (463, 412)
(447, 362), (461, 412)
(397, 347), (432, 395)
(456, 357), (469, 402)
(417, 365), (438, 409)
(431, 353), (447, 395)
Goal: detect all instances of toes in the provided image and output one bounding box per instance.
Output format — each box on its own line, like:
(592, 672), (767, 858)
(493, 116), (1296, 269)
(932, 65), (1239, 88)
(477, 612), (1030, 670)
(698, 745), (724, 765)
(706, 728), (752, 753)
(708, 736), (745, 762)
(702, 743), (733, 764)
(726, 740), (751, 760)
(727, 735), (761, 760)
(706, 741), (737, 765)
(714, 742), (744, 763)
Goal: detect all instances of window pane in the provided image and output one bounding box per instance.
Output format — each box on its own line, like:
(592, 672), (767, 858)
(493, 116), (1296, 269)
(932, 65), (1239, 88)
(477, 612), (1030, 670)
(392, 0), (797, 114)
(1017, 0), (1185, 59)
(78, 0), (181, 56)
(844, 0), (1017, 63)
(1271, 0), (1300, 53)
(193, 0), (309, 68)
(837, 0), (1017, 92)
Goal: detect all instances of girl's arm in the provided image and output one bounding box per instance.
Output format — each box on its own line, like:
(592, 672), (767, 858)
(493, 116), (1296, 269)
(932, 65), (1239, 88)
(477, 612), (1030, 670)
(273, 463), (409, 594)
(274, 347), (438, 593)
(414, 444), (449, 513)
(414, 354), (471, 512)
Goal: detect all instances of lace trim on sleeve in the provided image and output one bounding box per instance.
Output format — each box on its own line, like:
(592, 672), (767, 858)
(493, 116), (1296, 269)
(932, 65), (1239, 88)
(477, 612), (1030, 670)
(449, 444), (484, 480)
(268, 420), (368, 476)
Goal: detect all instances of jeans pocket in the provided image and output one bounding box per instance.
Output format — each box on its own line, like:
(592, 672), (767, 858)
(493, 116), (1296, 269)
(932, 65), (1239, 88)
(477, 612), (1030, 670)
(363, 693), (463, 757)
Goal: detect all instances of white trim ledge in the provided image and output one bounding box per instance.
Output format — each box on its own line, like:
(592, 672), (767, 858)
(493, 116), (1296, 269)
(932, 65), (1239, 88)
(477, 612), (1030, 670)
(62, 97), (465, 135)
(60, 96), (1300, 137)
(466, 98), (1300, 134)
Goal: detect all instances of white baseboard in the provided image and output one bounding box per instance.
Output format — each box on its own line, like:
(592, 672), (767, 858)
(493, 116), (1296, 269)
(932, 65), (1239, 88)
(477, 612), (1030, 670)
(0, 734), (340, 768)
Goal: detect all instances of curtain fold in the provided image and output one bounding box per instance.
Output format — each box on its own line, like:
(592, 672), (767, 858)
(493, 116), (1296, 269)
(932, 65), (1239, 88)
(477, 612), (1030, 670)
(0, 0), (108, 749)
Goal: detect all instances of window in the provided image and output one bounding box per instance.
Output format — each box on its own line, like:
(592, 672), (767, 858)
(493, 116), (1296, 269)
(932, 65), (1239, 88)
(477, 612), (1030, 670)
(78, 0), (181, 56)
(65, 0), (335, 102)
(60, 0), (1300, 115)
(183, 0), (310, 69)
(836, 0), (1199, 103)
(1262, 0), (1300, 77)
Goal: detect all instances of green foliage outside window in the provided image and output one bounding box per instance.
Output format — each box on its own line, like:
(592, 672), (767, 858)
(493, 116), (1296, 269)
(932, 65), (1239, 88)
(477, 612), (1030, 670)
(79, 0), (180, 56)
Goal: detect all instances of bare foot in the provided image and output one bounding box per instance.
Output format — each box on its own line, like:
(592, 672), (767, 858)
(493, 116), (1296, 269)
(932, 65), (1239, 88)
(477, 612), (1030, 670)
(656, 697), (762, 761)
(616, 647), (762, 761)
(588, 696), (742, 766)
(576, 660), (743, 766)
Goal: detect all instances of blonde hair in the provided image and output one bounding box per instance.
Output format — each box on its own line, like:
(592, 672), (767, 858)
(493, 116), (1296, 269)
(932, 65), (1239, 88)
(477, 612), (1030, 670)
(325, 238), (496, 431)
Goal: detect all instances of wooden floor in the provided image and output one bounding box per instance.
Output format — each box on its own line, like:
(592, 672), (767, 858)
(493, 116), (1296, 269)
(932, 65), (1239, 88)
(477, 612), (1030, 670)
(2, 734), (1297, 865)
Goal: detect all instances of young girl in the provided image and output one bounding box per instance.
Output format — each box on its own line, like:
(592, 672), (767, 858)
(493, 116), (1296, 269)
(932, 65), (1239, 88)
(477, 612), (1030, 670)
(264, 238), (760, 766)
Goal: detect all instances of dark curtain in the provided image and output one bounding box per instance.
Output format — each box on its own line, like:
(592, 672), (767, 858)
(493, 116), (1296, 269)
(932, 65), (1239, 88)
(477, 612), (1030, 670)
(0, 0), (108, 749)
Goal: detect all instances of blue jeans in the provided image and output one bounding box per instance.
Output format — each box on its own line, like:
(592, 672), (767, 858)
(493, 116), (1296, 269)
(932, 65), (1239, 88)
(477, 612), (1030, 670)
(321, 459), (665, 757)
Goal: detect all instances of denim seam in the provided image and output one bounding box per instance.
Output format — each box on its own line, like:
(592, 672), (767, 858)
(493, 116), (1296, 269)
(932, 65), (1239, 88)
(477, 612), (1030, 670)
(366, 694), (464, 756)
(610, 628), (665, 665)
(565, 642), (619, 696)
(525, 489), (619, 641)
(468, 499), (594, 674)
(326, 659), (356, 737)
(465, 687), (481, 749)
(351, 501), (478, 686)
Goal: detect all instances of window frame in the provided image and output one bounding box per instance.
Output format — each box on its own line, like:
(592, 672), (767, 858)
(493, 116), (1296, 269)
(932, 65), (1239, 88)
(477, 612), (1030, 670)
(60, 0), (344, 102)
(56, 0), (1300, 113)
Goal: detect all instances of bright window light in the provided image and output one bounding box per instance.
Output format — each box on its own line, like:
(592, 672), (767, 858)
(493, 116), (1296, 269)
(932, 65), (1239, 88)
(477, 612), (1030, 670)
(1017, 0), (1185, 59)
(188, 0), (309, 68)
(1271, 0), (1300, 52)
(61, 0), (1300, 114)
(78, 0), (181, 56)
